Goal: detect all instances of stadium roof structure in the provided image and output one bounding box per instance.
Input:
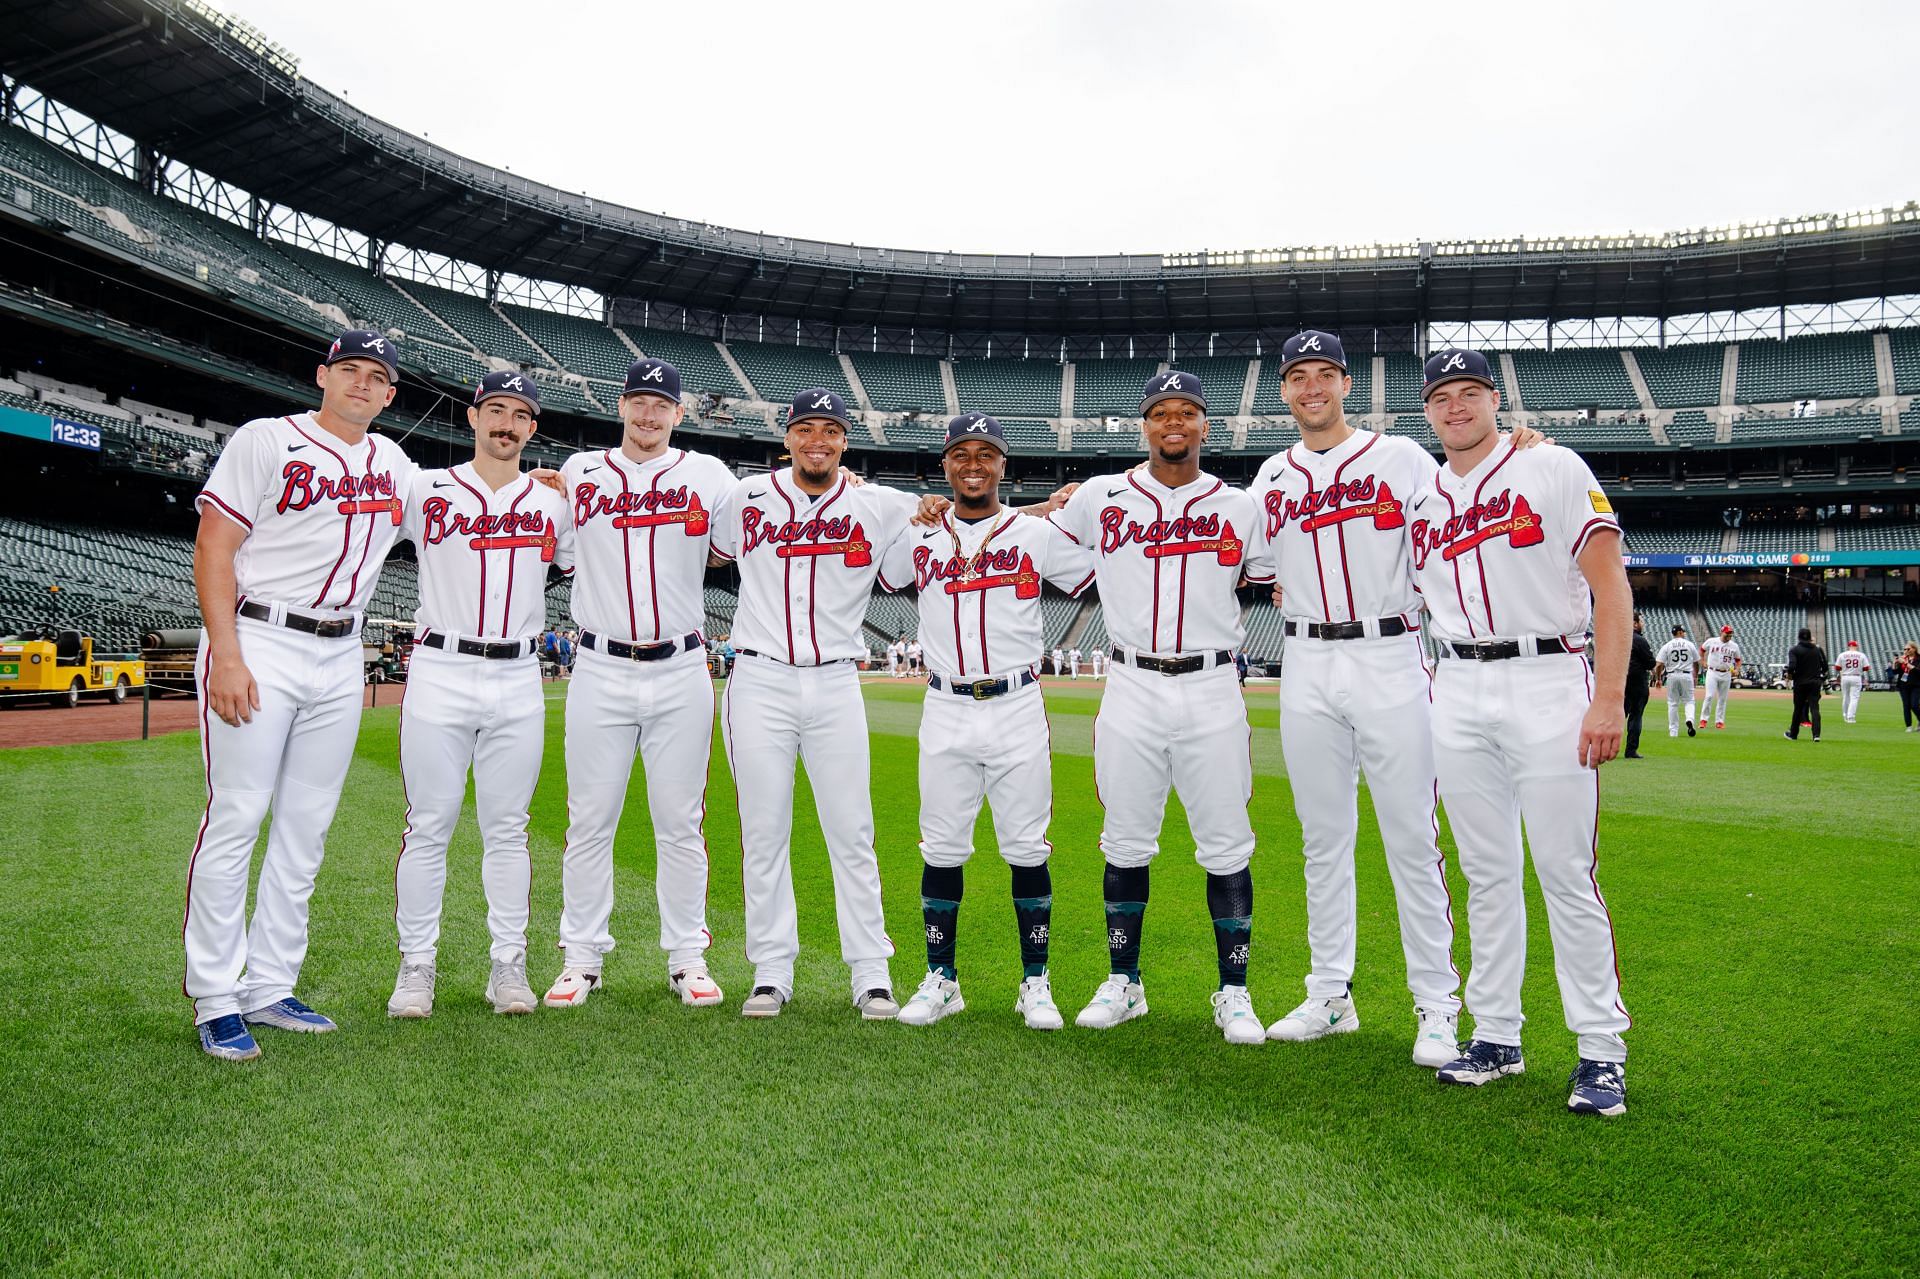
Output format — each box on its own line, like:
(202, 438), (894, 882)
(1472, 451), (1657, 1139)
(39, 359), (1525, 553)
(7, 0), (1920, 341)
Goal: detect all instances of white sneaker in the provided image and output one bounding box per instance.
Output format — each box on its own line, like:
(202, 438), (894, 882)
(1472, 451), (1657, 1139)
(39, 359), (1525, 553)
(1016, 973), (1065, 1031)
(1075, 974), (1148, 1029)
(897, 971), (964, 1026)
(1267, 993), (1359, 1042)
(543, 967), (601, 1009)
(1211, 986), (1264, 1045)
(486, 959), (538, 1016)
(1412, 1006), (1460, 1067)
(668, 966), (724, 1007)
(387, 962), (435, 1019)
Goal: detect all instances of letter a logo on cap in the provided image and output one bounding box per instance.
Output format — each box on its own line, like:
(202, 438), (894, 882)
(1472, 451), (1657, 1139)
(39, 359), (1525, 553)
(1300, 335), (1322, 352)
(504, 375), (524, 391)
(642, 365), (664, 382)
(965, 417), (988, 433)
(812, 393), (833, 409)
(362, 337), (388, 354)
(1160, 374), (1184, 391)
(1441, 352), (1467, 372)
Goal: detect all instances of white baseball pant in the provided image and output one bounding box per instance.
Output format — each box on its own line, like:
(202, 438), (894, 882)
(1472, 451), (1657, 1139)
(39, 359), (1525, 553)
(1431, 653), (1630, 1062)
(183, 617), (364, 1023)
(1279, 635), (1459, 1012)
(1665, 673), (1696, 736)
(722, 655), (893, 999)
(1701, 670), (1733, 725)
(918, 682), (1053, 868)
(557, 645), (715, 972)
(1095, 661), (1254, 873)
(1841, 676), (1864, 722)
(393, 645), (544, 964)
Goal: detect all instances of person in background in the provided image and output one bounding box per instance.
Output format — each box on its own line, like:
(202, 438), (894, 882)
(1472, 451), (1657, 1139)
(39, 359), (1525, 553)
(1896, 642), (1919, 732)
(1624, 611), (1656, 759)
(1783, 628), (1828, 743)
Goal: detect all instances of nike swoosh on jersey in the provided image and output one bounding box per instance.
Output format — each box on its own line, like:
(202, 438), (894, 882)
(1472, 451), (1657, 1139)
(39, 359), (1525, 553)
(287, 444), (307, 452)
(432, 481), (454, 489)
(747, 488), (768, 499)
(581, 464), (601, 474)
(1106, 487), (1127, 497)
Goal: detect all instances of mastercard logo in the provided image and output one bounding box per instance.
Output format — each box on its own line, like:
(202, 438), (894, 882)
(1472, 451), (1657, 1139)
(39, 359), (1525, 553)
(1790, 553), (1811, 565)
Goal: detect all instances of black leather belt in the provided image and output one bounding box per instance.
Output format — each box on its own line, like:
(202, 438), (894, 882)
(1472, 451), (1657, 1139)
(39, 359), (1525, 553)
(1443, 637), (1573, 661)
(928, 670), (1038, 700)
(736, 647), (851, 667)
(237, 600), (356, 639)
(1112, 647), (1234, 676)
(420, 632), (535, 660)
(1285, 617), (1410, 641)
(582, 631), (702, 662)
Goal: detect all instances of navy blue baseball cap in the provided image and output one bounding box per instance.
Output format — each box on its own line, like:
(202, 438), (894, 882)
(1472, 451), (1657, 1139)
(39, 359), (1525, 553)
(942, 411), (1007, 455)
(1140, 369), (1207, 415)
(1422, 348), (1498, 400)
(622, 357), (682, 403)
(473, 369), (541, 414)
(324, 329), (400, 381)
(786, 387), (853, 432)
(1275, 329), (1347, 378)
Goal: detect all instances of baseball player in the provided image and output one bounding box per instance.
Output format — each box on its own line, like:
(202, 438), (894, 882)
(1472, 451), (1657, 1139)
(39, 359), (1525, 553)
(1700, 624), (1742, 728)
(1089, 647), (1105, 678)
(1407, 348), (1632, 1117)
(1240, 329), (1463, 1067)
(388, 371), (574, 1019)
(710, 388), (922, 1019)
(1836, 639), (1871, 724)
(1068, 646), (1082, 679)
(1653, 625), (1699, 738)
(876, 413), (1094, 1029)
(543, 358), (737, 1011)
(887, 639), (903, 677)
(184, 329), (415, 1061)
(1048, 370), (1266, 1046)
(1050, 646), (1066, 677)
(908, 638), (924, 675)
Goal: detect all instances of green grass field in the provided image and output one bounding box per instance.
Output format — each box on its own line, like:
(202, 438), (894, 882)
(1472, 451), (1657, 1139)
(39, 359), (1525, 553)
(1, 682), (1914, 1277)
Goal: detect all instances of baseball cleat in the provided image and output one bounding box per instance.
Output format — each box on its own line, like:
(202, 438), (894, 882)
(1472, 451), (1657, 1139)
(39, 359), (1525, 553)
(897, 971), (964, 1026)
(1413, 1006), (1460, 1067)
(387, 962), (436, 1019)
(487, 960), (538, 1015)
(1685, 721), (1696, 736)
(1436, 1039), (1526, 1086)
(668, 966), (724, 1007)
(244, 997), (336, 1034)
(1715, 722), (1726, 729)
(1075, 974), (1148, 1029)
(1567, 1059), (1628, 1116)
(543, 967), (601, 1009)
(1266, 994), (1358, 1042)
(741, 986), (786, 1018)
(855, 988), (901, 1020)
(1015, 973), (1065, 1031)
(197, 1014), (261, 1062)
(1211, 986), (1264, 1045)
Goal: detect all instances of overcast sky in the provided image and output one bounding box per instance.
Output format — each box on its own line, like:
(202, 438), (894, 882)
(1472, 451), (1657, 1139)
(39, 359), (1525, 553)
(220, 0), (1919, 258)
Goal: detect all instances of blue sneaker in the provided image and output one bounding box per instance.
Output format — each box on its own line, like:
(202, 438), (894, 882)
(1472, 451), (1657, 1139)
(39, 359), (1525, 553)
(197, 1014), (261, 1062)
(1435, 1039), (1525, 1086)
(244, 997), (337, 1034)
(1567, 1059), (1627, 1116)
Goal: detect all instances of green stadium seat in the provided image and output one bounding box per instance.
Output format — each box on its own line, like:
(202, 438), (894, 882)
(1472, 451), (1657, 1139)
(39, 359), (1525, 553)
(1734, 333), (1877, 402)
(1511, 350), (1637, 410)
(1632, 344), (1724, 408)
(618, 327), (743, 398)
(848, 352), (946, 413)
(726, 340), (852, 408)
(952, 359), (1062, 418)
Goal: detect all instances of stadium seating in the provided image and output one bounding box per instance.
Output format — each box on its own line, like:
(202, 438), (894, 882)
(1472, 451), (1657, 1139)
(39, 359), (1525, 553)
(727, 340), (853, 407)
(618, 327), (744, 398)
(1698, 603), (1808, 672)
(1889, 327), (1920, 395)
(1831, 522), (1920, 551)
(1666, 409), (1716, 446)
(1634, 344), (1724, 408)
(1734, 524), (1816, 553)
(863, 591), (918, 643)
(1072, 358), (1161, 417)
(1243, 423), (1296, 455)
(848, 351), (946, 413)
(1174, 356), (1254, 417)
(951, 359), (1062, 418)
(1729, 412), (1881, 444)
(1627, 525), (1724, 554)
(1076, 606), (1108, 657)
(501, 306), (632, 383)
(1511, 349), (1637, 410)
(1381, 353), (1426, 412)
(1039, 592), (1085, 651)
(1000, 419), (1062, 453)
(1734, 332), (1878, 402)
(1242, 599), (1286, 662)
(405, 282), (547, 368)
(1822, 601), (1920, 673)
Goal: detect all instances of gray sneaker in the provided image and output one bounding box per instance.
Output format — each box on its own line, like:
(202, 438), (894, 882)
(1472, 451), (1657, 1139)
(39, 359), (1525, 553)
(388, 962), (436, 1019)
(486, 959), (538, 1015)
(855, 987), (900, 1020)
(741, 985), (787, 1019)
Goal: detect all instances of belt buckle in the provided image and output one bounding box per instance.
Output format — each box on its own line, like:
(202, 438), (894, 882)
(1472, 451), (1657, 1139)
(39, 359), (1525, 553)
(628, 642), (667, 662)
(1472, 642), (1500, 662)
(970, 681), (995, 700)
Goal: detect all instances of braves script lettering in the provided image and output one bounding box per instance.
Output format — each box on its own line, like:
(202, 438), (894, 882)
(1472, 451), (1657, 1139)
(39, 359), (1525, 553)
(1097, 507), (1242, 566)
(1408, 489), (1544, 570)
(277, 461), (400, 524)
(1263, 476), (1406, 535)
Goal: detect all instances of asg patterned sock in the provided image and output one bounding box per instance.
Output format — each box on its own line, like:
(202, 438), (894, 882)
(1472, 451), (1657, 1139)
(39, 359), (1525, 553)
(1010, 860), (1052, 978)
(1103, 862), (1150, 982)
(1206, 867), (1253, 987)
(921, 862), (964, 980)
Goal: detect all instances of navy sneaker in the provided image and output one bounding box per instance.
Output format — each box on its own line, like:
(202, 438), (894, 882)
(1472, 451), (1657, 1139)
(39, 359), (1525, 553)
(1435, 1038), (1525, 1086)
(244, 996), (337, 1034)
(1567, 1059), (1627, 1116)
(198, 1014), (261, 1062)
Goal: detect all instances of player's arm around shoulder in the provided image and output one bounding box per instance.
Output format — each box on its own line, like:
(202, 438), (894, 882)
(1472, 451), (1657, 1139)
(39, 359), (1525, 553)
(1046, 472), (1109, 545)
(1036, 515), (1097, 594)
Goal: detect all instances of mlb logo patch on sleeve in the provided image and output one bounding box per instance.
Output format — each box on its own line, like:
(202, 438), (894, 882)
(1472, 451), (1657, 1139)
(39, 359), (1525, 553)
(1588, 491), (1614, 513)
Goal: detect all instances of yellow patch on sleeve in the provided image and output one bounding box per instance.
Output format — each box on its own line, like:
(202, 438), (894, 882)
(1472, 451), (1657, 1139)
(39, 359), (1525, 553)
(1588, 490), (1613, 513)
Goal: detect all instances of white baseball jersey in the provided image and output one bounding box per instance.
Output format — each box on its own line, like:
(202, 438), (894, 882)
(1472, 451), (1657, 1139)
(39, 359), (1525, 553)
(1050, 470), (1255, 654)
(560, 446), (734, 643)
(1836, 650), (1872, 679)
(1406, 437), (1620, 643)
(1656, 637), (1699, 677)
(1242, 429), (1430, 625)
(877, 510), (1093, 679)
(405, 465), (575, 640)
(710, 468), (918, 665)
(1702, 637), (1742, 672)
(197, 412), (415, 612)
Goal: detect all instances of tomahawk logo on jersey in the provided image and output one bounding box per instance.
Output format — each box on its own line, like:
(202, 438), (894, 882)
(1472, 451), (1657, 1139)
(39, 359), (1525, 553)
(1406, 438), (1620, 642)
(1050, 472), (1255, 654)
(878, 511), (1094, 679)
(557, 447), (734, 644)
(197, 412), (416, 613)
(404, 465), (575, 640)
(1241, 429), (1432, 625)
(710, 469), (920, 665)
